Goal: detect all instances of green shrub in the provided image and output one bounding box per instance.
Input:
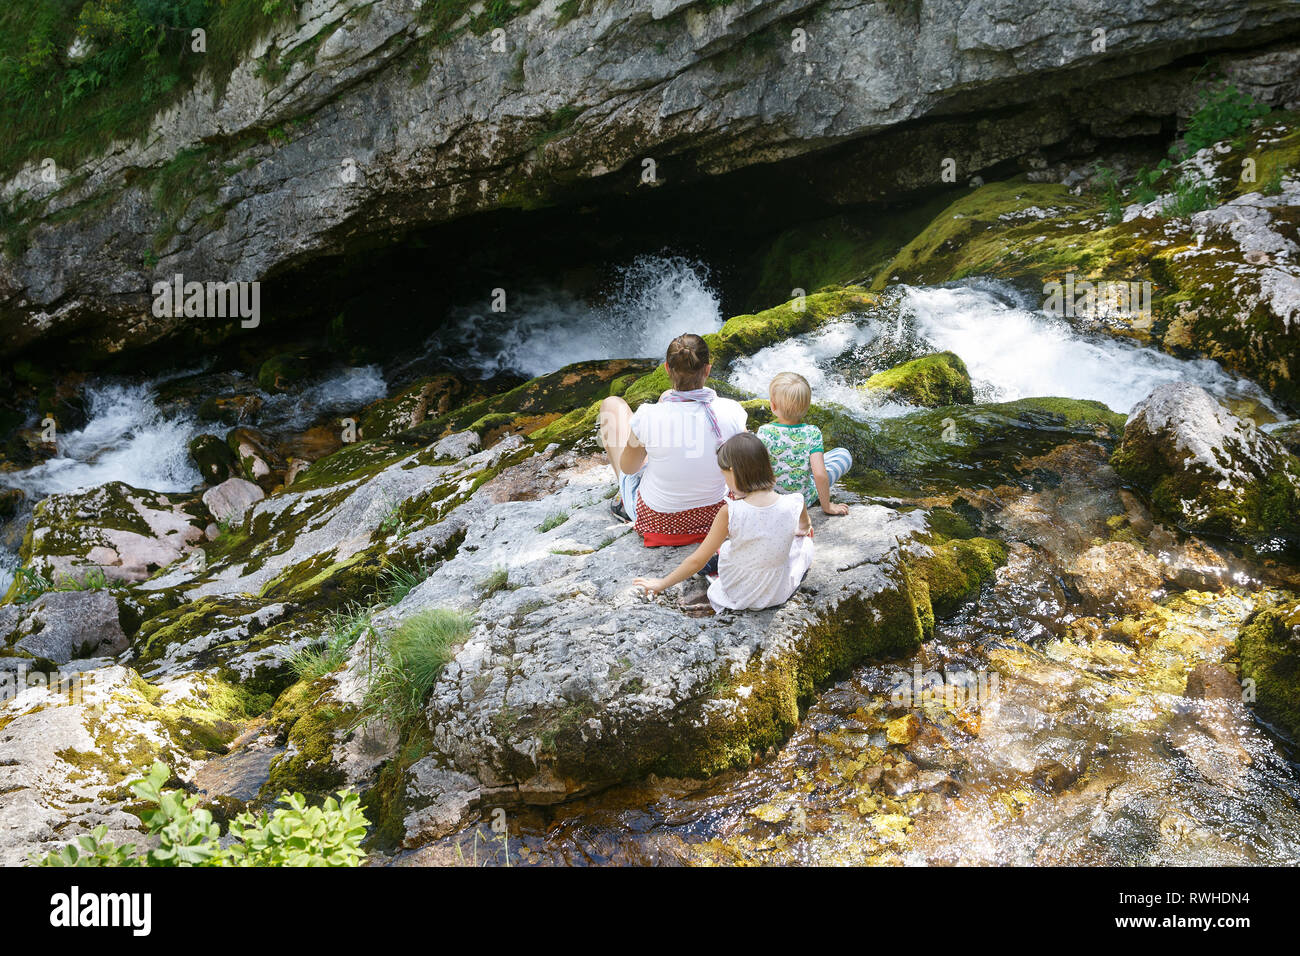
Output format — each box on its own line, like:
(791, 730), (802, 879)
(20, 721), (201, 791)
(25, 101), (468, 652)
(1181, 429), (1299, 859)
(32, 762), (368, 867)
(361, 609), (473, 727)
(1177, 81), (1269, 157)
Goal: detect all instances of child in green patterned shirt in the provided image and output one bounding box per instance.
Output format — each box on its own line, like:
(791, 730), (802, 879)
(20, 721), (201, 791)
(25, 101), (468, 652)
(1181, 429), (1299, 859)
(756, 372), (852, 516)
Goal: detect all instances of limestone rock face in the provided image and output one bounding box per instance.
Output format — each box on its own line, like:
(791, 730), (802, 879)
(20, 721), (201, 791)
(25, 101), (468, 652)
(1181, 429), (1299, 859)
(4, 0), (1299, 357)
(0, 590), (129, 667)
(1111, 383), (1300, 540)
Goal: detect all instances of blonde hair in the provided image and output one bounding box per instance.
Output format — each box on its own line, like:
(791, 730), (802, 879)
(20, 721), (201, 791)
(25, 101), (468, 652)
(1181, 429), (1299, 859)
(769, 372), (811, 420)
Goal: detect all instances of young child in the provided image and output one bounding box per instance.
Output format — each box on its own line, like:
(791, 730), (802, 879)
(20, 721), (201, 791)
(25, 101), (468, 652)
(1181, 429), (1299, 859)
(634, 432), (813, 613)
(757, 372), (852, 516)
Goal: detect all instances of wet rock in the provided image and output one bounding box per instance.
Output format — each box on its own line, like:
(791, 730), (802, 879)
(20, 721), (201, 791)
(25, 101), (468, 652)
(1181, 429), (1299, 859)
(863, 351), (974, 407)
(226, 427), (283, 489)
(188, 433), (237, 485)
(1236, 599), (1300, 739)
(257, 352), (314, 393)
(885, 713), (921, 745)
(0, 487), (24, 520)
(1184, 663), (1241, 701)
(0, 590), (129, 666)
(882, 759), (920, 796)
(1067, 541), (1164, 615)
(197, 393), (263, 427)
(201, 477), (265, 525)
(1111, 383), (1300, 541)
(1032, 758), (1080, 793)
(915, 770), (960, 795)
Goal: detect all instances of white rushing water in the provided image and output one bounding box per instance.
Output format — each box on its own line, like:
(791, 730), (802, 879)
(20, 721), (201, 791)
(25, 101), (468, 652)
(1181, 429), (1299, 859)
(728, 279), (1284, 419)
(421, 255), (723, 378)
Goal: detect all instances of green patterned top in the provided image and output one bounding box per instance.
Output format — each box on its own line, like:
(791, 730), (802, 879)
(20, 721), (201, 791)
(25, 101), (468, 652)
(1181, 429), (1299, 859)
(757, 422), (824, 506)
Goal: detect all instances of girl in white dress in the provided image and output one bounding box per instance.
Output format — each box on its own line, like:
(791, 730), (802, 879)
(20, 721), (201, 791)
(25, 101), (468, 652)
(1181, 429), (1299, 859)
(635, 432), (814, 613)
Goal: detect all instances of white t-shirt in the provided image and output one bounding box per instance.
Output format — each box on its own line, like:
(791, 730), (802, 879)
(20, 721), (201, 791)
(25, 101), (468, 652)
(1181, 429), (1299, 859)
(708, 494), (813, 612)
(629, 392), (747, 512)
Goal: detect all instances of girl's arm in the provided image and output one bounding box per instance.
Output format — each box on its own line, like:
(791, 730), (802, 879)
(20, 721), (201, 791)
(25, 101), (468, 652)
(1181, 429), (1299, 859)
(809, 452), (848, 515)
(634, 507), (729, 594)
(796, 502), (813, 536)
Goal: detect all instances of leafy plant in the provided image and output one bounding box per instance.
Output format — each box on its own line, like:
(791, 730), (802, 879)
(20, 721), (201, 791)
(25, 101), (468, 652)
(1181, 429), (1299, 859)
(32, 762), (368, 867)
(11, 565), (111, 604)
(478, 566), (509, 597)
(361, 609), (473, 727)
(1091, 164), (1124, 224)
(1176, 81), (1269, 157)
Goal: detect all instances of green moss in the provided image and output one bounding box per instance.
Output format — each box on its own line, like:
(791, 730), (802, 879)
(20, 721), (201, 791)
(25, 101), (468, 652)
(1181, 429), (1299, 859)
(262, 676), (357, 797)
(864, 351), (974, 407)
(1237, 600), (1300, 741)
(906, 535), (1007, 620)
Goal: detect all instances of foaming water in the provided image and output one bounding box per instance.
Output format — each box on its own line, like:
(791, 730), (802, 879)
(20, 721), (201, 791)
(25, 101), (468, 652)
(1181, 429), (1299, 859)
(729, 281), (1283, 419)
(422, 255), (723, 378)
(260, 365), (387, 432)
(2, 381), (204, 498)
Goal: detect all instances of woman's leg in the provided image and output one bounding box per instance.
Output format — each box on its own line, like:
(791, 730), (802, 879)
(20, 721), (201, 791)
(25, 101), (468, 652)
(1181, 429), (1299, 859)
(598, 395), (634, 482)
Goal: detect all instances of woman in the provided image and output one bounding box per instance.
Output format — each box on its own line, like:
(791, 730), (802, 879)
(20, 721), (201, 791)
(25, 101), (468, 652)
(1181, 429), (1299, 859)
(598, 333), (747, 546)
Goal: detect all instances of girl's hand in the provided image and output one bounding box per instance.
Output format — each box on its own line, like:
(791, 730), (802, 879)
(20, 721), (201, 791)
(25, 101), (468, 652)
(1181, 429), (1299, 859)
(634, 577), (667, 594)
(821, 502), (849, 516)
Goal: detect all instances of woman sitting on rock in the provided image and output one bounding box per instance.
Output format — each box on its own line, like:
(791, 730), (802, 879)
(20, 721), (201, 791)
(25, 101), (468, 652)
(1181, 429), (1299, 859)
(599, 333), (747, 546)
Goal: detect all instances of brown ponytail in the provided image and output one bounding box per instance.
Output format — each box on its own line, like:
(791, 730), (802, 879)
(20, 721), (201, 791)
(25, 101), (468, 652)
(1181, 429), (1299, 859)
(665, 333), (711, 390)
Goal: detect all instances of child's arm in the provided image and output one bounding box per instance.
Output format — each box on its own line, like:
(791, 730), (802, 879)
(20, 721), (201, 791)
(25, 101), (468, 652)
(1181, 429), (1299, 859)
(809, 452), (848, 515)
(796, 502), (813, 536)
(634, 507), (729, 594)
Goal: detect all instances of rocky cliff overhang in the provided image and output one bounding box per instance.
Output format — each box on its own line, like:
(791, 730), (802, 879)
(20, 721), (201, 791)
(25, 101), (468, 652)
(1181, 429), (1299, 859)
(3, 0), (1300, 360)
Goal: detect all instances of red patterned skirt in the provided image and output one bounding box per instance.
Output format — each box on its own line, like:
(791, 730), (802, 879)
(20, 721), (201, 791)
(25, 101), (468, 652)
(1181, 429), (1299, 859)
(634, 495), (725, 547)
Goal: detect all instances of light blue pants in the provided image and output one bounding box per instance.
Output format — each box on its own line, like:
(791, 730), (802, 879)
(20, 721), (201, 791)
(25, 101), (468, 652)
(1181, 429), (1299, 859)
(823, 447), (852, 488)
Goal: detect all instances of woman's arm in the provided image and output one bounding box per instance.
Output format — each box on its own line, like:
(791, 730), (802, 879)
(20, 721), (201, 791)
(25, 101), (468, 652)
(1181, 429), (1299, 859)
(634, 507), (729, 594)
(620, 427), (647, 476)
(809, 452), (848, 515)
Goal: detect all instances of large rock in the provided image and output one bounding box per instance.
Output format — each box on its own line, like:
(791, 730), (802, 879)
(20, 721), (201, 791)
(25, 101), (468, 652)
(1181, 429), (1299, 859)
(352, 450), (932, 836)
(864, 351), (974, 407)
(1111, 383), (1300, 540)
(0, 590), (129, 667)
(3, 0), (1298, 358)
(8, 481), (208, 594)
(201, 477), (266, 525)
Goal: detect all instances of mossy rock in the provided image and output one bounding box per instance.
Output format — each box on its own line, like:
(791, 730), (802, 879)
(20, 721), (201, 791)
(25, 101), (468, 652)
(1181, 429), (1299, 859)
(256, 352), (313, 393)
(1110, 383), (1300, 541)
(1237, 600), (1300, 741)
(262, 676), (358, 797)
(740, 395), (1126, 497)
(906, 535), (1008, 629)
(188, 433), (236, 485)
(864, 351), (975, 407)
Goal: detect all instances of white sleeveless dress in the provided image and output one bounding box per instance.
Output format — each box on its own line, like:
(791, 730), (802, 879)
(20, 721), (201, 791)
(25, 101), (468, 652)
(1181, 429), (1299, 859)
(707, 494), (814, 612)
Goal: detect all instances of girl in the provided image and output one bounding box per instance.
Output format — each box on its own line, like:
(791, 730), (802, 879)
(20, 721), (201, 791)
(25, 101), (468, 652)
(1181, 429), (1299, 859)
(635, 432), (813, 613)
